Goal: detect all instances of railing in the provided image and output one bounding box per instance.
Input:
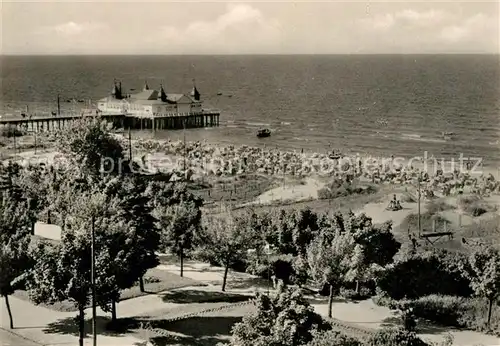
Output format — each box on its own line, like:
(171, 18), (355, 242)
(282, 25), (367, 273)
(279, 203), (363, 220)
(0, 109), (220, 123)
(107, 110), (220, 118)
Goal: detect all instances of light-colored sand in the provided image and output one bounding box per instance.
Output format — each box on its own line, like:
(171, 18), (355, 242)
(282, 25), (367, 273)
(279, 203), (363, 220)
(239, 177), (325, 206)
(355, 192), (425, 229)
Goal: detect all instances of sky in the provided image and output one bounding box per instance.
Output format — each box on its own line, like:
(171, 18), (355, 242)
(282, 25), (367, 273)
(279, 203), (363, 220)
(1, 1), (499, 54)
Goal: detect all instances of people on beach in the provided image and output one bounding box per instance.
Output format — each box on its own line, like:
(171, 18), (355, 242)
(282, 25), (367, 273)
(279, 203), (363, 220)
(106, 137), (500, 197)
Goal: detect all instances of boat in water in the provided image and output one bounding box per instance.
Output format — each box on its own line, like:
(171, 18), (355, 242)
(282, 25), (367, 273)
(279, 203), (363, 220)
(442, 131), (455, 140)
(257, 128), (271, 138)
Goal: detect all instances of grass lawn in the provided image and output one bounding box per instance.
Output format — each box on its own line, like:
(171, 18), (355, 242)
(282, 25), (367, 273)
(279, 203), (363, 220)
(13, 267), (204, 312)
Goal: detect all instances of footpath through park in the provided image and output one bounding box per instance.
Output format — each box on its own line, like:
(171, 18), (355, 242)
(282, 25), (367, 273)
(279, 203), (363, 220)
(1, 260), (499, 346)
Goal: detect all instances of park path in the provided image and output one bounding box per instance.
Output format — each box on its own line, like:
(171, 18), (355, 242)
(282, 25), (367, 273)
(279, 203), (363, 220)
(163, 260), (500, 346)
(2, 260), (499, 346)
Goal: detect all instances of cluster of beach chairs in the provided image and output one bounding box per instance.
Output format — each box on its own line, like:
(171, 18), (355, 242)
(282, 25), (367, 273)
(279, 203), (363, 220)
(130, 139), (500, 197)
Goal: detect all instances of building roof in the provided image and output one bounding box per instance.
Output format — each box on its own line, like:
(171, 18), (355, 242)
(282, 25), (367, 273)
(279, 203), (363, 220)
(99, 89), (197, 105)
(130, 90), (159, 101)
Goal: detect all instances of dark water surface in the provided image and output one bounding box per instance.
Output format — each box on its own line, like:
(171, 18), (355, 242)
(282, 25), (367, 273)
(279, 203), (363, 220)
(1, 55), (499, 165)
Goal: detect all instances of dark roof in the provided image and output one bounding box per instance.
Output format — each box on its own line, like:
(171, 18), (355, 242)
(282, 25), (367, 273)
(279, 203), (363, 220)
(130, 90), (159, 100)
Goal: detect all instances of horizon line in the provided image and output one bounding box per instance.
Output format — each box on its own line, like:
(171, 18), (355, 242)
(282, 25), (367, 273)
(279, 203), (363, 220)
(1, 53), (499, 57)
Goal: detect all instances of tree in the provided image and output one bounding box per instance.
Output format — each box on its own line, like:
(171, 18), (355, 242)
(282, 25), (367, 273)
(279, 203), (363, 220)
(26, 192), (120, 346)
(0, 162), (49, 234)
(147, 181), (202, 277)
(307, 230), (355, 318)
(375, 250), (473, 300)
(112, 175), (160, 292)
(0, 194), (33, 329)
(292, 255), (309, 287)
(156, 201), (199, 277)
(468, 246), (500, 327)
(228, 285), (329, 346)
(345, 244), (368, 294)
(55, 117), (124, 177)
(293, 208), (319, 256)
(353, 221), (401, 267)
(197, 209), (252, 291)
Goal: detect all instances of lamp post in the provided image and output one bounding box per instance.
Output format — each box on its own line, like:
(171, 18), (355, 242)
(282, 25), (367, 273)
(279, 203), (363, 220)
(263, 244), (273, 296)
(417, 172), (422, 237)
(90, 216), (97, 346)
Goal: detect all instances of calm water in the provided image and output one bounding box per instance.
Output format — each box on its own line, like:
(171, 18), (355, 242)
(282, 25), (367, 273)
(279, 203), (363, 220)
(1, 55), (499, 166)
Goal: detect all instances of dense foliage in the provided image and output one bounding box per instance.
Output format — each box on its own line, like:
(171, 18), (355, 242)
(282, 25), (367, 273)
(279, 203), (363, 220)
(148, 181), (203, 277)
(375, 249), (473, 300)
(228, 285), (329, 346)
(366, 328), (429, 346)
(197, 208), (255, 291)
(0, 192), (33, 329)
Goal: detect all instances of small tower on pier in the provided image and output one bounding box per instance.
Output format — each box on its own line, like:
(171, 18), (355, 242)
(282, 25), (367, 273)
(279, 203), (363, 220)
(111, 79), (123, 100)
(191, 79), (200, 101)
(158, 84), (167, 102)
(143, 80), (150, 91)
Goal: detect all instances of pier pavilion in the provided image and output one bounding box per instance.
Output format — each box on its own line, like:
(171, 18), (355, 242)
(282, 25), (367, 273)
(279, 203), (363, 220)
(0, 80), (220, 132)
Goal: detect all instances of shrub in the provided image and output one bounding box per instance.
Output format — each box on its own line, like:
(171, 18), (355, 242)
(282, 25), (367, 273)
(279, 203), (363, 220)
(458, 297), (500, 334)
(426, 200), (454, 215)
(245, 253), (296, 285)
(306, 329), (363, 346)
(375, 250), (473, 300)
(458, 195), (496, 217)
(390, 295), (500, 334)
(400, 213), (451, 234)
(367, 327), (429, 346)
(318, 181), (377, 200)
(404, 295), (465, 327)
(470, 206), (488, 217)
(142, 276), (161, 284)
(0, 126), (23, 138)
(339, 287), (373, 301)
(459, 216), (500, 239)
(372, 291), (393, 307)
(228, 286), (330, 346)
(339, 288), (359, 300)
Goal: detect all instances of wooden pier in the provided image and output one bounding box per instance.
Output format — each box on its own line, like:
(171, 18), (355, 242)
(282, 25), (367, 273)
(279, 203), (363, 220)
(0, 111), (220, 132)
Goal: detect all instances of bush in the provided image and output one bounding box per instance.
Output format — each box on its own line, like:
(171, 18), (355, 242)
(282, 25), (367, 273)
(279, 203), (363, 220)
(400, 213), (451, 234)
(426, 200), (454, 215)
(459, 216), (500, 239)
(339, 287), (373, 301)
(0, 126), (23, 138)
(245, 253), (296, 285)
(458, 297), (500, 334)
(386, 295), (500, 334)
(372, 291), (393, 307)
(403, 295), (465, 327)
(376, 250), (473, 300)
(228, 286), (330, 346)
(142, 276), (161, 284)
(367, 327), (429, 346)
(307, 329), (363, 346)
(470, 206), (488, 217)
(318, 181), (377, 200)
(458, 195), (496, 217)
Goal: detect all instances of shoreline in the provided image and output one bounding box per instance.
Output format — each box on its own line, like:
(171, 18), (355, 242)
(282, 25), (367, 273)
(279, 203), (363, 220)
(3, 135), (500, 180)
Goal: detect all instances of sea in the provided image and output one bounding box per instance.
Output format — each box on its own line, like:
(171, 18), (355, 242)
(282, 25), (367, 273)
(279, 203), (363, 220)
(1, 55), (499, 167)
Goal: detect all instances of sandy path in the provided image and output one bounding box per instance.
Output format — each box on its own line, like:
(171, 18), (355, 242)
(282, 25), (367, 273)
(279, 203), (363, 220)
(242, 177), (325, 206)
(355, 192), (425, 229)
